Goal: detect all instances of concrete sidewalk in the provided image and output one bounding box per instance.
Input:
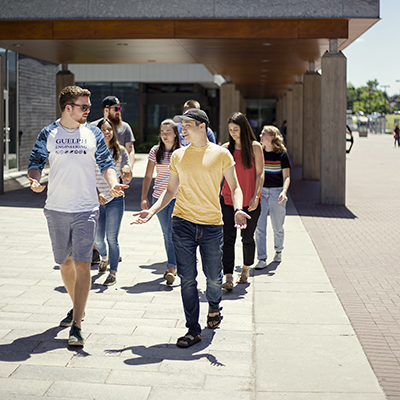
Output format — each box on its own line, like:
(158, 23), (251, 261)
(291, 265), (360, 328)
(0, 150), (386, 399)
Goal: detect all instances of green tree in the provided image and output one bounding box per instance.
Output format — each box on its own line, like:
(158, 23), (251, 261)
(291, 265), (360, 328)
(348, 79), (390, 114)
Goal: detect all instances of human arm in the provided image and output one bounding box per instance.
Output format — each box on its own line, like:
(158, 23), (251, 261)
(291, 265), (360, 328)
(140, 159), (156, 210)
(278, 168), (290, 204)
(132, 172), (179, 224)
(125, 141), (135, 169)
(27, 128), (50, 193)
(119, 147), (133, 185)
(28, 169), (46, 193)
(223, 165), (251, 229)
(102, 168), (129, 197)
(248, 142), (264, 212)
(96, 187), (108, 205)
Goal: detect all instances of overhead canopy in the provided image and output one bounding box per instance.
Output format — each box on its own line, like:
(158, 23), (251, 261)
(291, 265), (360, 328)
(0, 18), (378, 98)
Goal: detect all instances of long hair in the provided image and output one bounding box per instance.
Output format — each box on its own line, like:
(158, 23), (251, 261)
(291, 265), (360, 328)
(156, 119), (181, 163)
(261, 125), (287, 154)
(227, 112), (256, 169)
(97, 118), (120, 162)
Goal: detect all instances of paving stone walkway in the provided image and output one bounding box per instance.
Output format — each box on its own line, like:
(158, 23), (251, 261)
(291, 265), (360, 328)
(0, 137), (392, 399)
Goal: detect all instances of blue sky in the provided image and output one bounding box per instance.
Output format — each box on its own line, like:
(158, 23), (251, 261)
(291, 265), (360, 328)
(344, 0), (399, 96)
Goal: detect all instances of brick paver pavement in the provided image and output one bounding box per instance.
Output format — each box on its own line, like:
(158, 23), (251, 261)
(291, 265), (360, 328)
(290, 132), (400, 400)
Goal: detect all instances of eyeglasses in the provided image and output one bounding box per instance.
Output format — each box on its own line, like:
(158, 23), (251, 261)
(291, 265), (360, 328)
(109, 106), (123, 112)
(68, 103), (91, 112)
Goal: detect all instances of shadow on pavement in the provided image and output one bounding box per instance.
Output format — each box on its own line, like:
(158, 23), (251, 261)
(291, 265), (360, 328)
(289, 167), (357, 219)
(0, 326), (81, 362)
(105, 330), (223, 366)
(253, 261), (280, 277)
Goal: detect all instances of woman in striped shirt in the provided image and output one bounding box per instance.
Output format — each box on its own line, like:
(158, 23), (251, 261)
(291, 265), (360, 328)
(255, 125), (291, 269)
(95, 118), (132, 286)
(141, 119), (181, 285)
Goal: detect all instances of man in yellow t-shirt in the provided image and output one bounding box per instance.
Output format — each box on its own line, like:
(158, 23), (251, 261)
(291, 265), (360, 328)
(132, 109), (250, 348)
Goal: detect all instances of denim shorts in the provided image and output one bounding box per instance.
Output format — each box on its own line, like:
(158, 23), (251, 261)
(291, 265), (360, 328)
(44, 208), (99, 264)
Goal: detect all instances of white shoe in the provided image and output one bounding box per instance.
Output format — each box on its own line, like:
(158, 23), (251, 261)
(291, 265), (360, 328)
(273, 252), (282, 262)
(255, 259), (267, 270)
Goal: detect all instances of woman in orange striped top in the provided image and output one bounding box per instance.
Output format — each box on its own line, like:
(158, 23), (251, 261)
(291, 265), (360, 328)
(141, 119), (181, 285)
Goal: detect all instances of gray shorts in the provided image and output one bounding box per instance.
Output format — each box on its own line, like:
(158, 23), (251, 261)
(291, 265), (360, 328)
(44, 208), (99, 264)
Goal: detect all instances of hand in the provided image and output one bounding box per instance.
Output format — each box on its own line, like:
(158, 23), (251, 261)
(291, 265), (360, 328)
(131, 209), (154, 225)
(247, 195), (260, 212)
(278, 191), (287, 204)
(29, 178), (46, 193)
(234, 210), (251, 229)
(98, 193), (108, 205)
(110, 184), (129, 198)
(141, 199), (149, 210)
(121, 167), (132, 185)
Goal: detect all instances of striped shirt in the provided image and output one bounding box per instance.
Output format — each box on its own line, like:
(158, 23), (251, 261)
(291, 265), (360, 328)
(96, 147), (130, 203)
(148, 145), (175, 199)
(263, 150), (291, 188)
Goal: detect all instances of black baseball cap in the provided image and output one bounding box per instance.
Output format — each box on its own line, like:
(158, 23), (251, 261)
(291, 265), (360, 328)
(174, 109), (210, 127)
(101, 95), (126, 109)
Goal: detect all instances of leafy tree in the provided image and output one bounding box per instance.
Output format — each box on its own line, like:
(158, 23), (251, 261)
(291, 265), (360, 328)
(347, 79), (393, 114)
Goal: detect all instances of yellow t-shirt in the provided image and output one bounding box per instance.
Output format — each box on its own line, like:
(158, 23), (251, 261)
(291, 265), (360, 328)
(169, 143), (235, 225)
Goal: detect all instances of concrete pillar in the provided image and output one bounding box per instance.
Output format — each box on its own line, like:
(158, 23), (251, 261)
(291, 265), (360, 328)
(56, 64), (75, 118)
(282, 92), (287, 125)
(240, 95), (246, 115)
(276, 97), (281, 126)
(220, 83), (239, 143)
(285, 89), (294, 156)
(292, 82), (303, 167)
(303, 71), (321, 180)
(320, 48), (347, 205)
(0, 56), (4, 194)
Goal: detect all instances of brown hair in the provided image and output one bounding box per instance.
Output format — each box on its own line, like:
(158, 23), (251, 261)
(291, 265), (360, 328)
(59, 86), (91, 112)
(97, 118), (120, 162)
(227, 112), (257, 169)
(156, 119), (180, 163)
(183, 99), (200, 111)
(261, 125), (287, 153)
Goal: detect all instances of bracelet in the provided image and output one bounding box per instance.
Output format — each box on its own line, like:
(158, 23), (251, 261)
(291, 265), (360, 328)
(234, 208), (243, 214)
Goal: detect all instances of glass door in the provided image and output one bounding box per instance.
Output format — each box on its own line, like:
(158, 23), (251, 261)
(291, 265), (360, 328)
(2, 49), (17, 171)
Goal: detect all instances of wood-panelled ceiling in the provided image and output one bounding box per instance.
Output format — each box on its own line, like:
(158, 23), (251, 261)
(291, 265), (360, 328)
(0, 18), (378, 98)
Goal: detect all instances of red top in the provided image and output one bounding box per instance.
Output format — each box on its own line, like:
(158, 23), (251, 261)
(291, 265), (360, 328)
(221, 149), (258, 207)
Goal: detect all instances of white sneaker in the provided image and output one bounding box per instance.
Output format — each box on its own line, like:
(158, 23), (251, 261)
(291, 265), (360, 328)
(255, 259), (267, 270)
(273, 252), (282, 262)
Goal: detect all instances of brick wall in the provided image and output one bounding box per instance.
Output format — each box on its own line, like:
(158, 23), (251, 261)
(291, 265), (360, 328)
(18, 55), (58, 170)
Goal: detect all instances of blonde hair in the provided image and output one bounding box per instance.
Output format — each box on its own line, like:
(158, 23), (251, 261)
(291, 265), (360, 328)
(261, 125), (287, 153)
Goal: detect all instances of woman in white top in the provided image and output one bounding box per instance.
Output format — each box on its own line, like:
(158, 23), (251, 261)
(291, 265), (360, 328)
(141, 119), (180, 285)
(95, 118), (132, 286)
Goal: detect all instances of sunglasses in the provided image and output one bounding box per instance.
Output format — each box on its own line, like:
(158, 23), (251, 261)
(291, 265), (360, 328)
(109, 106), (123, 112)
(68, 103), (91, 112)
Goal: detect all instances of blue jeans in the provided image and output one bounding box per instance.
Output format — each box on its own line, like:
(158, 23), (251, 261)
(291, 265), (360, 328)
(255, 187), (287, 261)
(95, 196), (124, 273)
(153, 196), (176, 269)
(171, 217), (223, 334)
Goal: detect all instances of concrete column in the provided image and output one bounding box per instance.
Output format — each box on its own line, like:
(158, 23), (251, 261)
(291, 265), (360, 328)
(292, 82), (303, 167)
(240, 95), (246, 115)
(0, 56), (4, 194)
(276, 97), (281, 126)
(282, 92), (287, 124)
(220, 83), (238, 143)
(320, 49), (347, 205)
(303, 71), (321, 180)
(285, 89), (294, 156)
(56, 64), (75, 118)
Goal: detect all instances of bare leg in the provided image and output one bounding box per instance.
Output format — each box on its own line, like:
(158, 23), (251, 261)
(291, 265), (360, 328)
(72, 260), (91, 328)
(60, 256), (76, 302)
